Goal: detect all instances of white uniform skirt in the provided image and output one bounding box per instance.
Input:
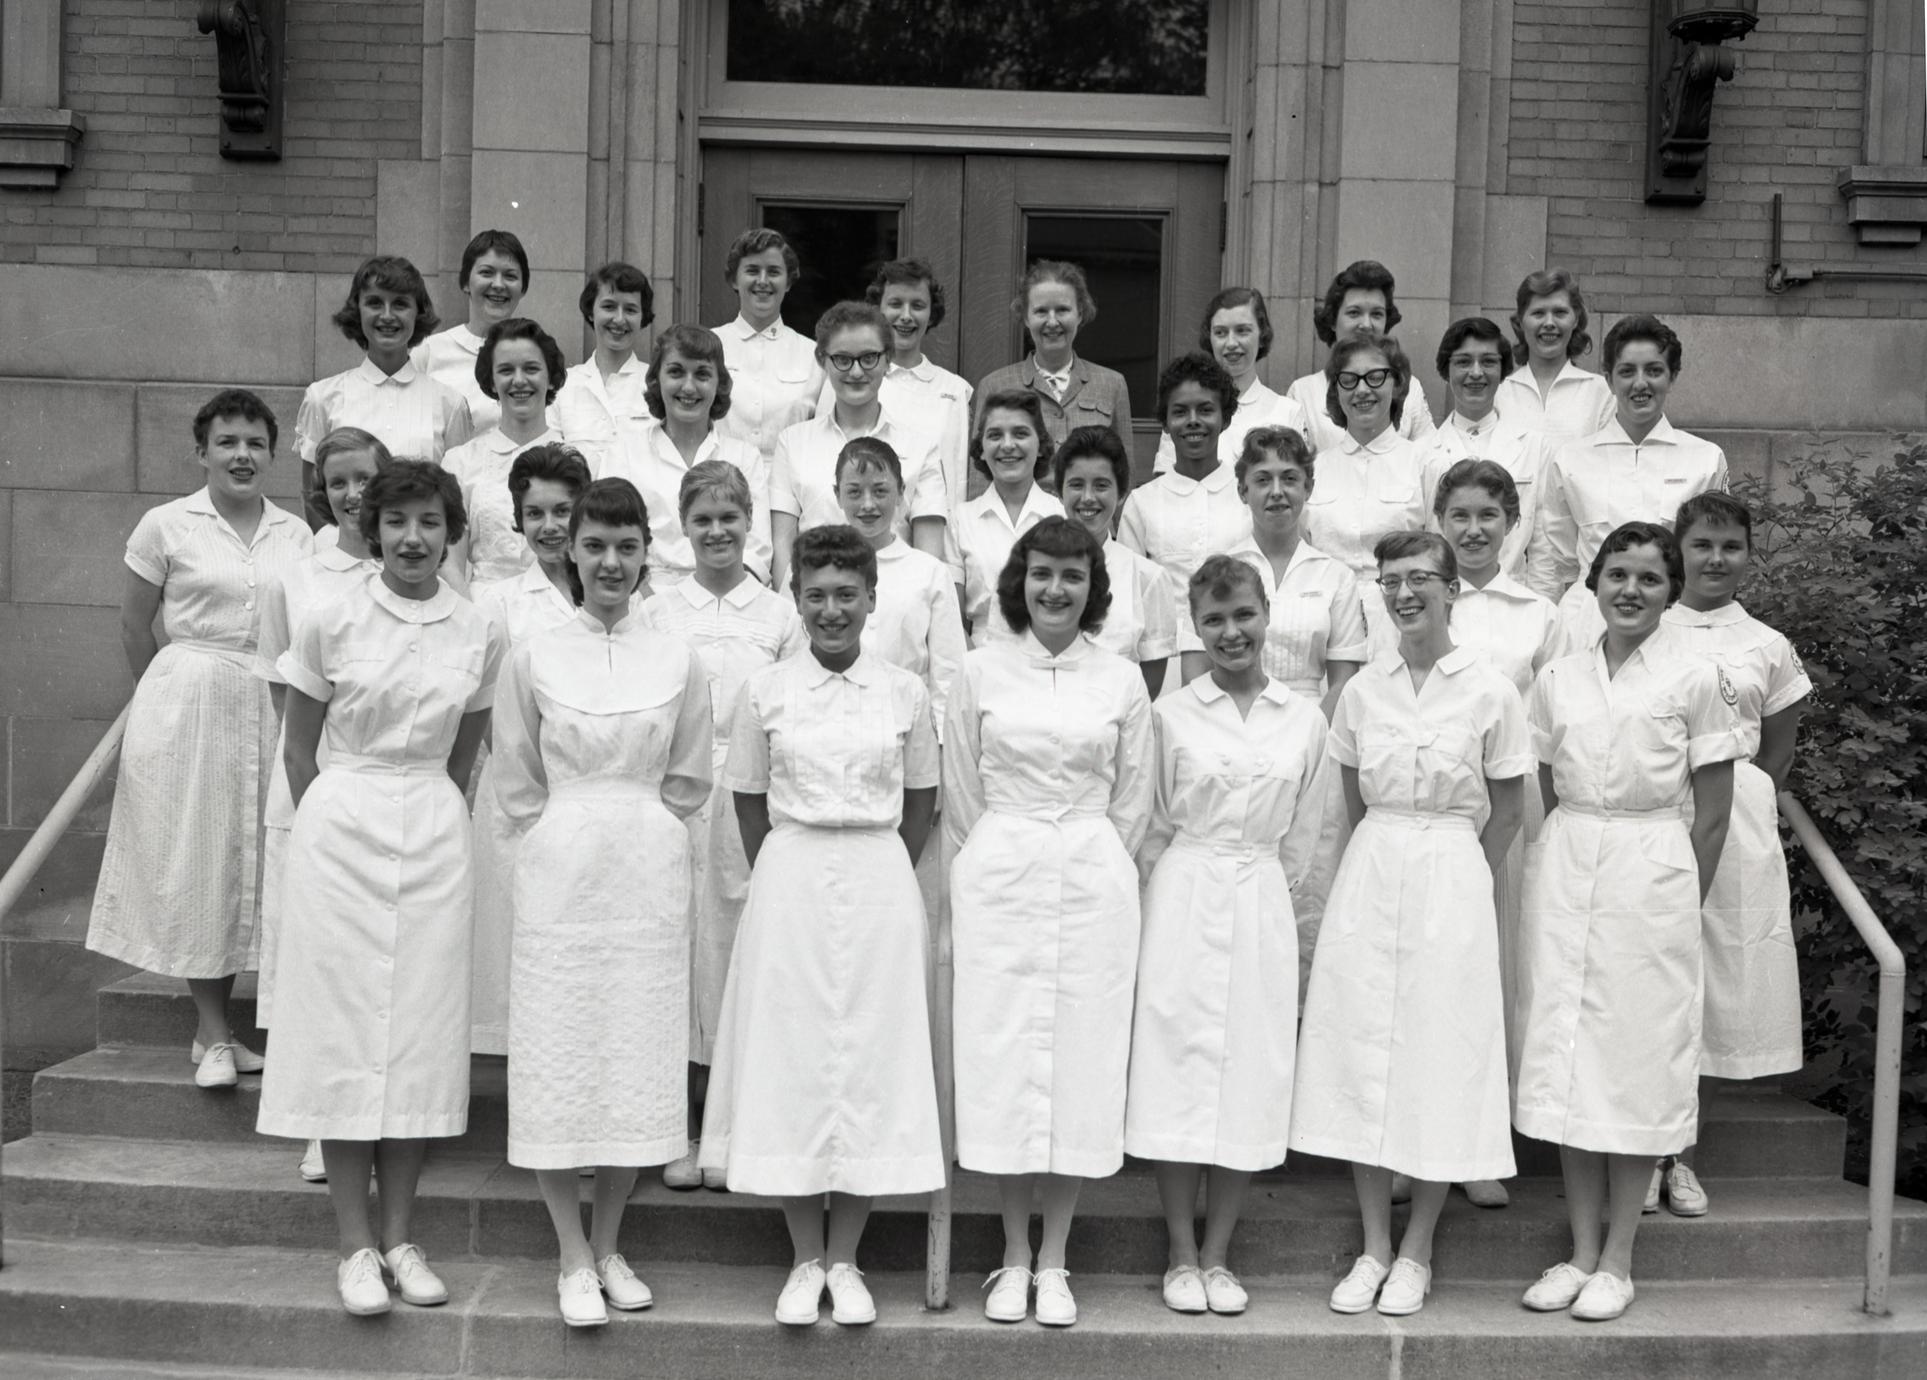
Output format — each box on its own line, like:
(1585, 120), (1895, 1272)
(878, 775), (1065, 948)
(467, 747), (514, 1056)
(1124, 838), (1298, 1171)
(1498, 769), (1548, 1081)
(698, 824), (943, 1197)
(1700, 761), (1802, 1079)
(256, 755), (474, 1142)
(951, 809), (1141, 1178)
(1512, 804), (1701, 1156)
(508, 781), (689, 1170)
(1290, 809), (1516, 1182)
(688, 739), (751, 1066)
(88, 642), (274, 979)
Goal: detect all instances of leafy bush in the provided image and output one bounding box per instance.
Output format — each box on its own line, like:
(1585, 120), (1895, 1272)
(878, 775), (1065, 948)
(1732, 439), (1927, 1192)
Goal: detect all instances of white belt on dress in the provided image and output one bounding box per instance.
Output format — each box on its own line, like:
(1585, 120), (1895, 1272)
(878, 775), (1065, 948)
(983, 799), (1109, 823)
(1556, 803), (1683, 822)
(550, 776), (663, 801)
(1168, 834), (1276, 863)
(326, 752), (450, 777)
(158, 637), (253, 670)
(1363, 806), (1477, 832)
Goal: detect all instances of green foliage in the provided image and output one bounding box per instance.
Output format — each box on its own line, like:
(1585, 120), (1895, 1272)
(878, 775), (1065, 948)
(1732, 439), (1927, 1188)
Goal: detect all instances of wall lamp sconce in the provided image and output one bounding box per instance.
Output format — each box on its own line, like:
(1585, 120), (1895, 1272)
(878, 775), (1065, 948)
(1645, 1), (1759, 205)
(196, 0), (283, 160)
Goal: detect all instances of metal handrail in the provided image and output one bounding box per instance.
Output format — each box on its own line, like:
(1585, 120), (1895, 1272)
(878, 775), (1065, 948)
(0, 703), (131, 1270)
(1779, 792), (1905, 1317)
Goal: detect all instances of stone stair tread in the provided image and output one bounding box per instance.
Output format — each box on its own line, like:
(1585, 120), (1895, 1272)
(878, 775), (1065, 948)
(2, 1237), (1924, 1380)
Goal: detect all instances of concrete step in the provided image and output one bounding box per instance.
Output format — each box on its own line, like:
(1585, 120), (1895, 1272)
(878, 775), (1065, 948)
(8, 1133), (1924, 1284)
(95, 972), (266, 1052)
(33, 1042), (1852, 1181)
(1, 1238), (1923, 1380)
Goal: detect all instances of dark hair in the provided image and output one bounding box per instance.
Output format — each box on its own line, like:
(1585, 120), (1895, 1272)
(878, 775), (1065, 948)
(331, 256), (439, 348)
(814, 300), (890, 355)
(193, 388), (278, 452)
(1235, 425), (1315, 490)
(358, 457), (467, 554)
(476, 318), (567, 403)
(309, 427), (391, 512)
(1511, 267), (1592, 364)
(565, 477), (652, 605)
(506, 443), (592, 532)
(1602, 313), (1683, 375)
(866, 258), (947, 330)
(578, 261), (656, 328)
(1674, 491), (1753, 549)
(1324, 336), (1411, 429)
(1198, 286), (1273, 361)
(1015, 259), (1098, 327)
(1375, 529), (1458, 582)
(1312, 260), (1401, 345)
(644, 324), (733, 422)
(1157, 352), (1239, 427)
(834, 436), (903, 489)
(1188, 552), (1269, 615)
(1050, 425), (1133, 497)
(995, 516), (1111, 635)
(1436, 316), (1515, 383)
(679, 458), (755, 521)
(459, 229), (529, 290)
(724, 227), (801, 283)
(1432, 457), (1520, 525)
(1585, 520), (1684, 603)
(973, 388), (1052, 480)
(790, 523), (879, 595)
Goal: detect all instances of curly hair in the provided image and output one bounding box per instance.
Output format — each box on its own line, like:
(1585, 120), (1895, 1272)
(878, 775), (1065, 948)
(1602, 313), (1683, 375)
(790, 523), (879, 596)
(644, 324), (733, 423)
(1431, 457), (1520, 525)
(506, 443), (592, 532)
(973, 389), (1052, 481)
(724, 227), (801, 283)
(475, 318), (566, 403)
(1311, 261), (1401, 345)
(1585, 520), (1683, 604)
(1673, 492), (1753, 549)
(1436, 316), (1515, 384)
(1235, 425), (1315, 490)
(866, 258), (948, 331)
(995, 516), (1111, 635)
(330, 256), (439, 349)
(1050, 425), (1132, 498)
(1156, 352), (1239, 428)
(1323, 337), (1411, 430)
(1511, 267), (1593, 364)
(357, 457), (467, 555)
(813, 300), (890, 356)
(578, 261), (656, 328)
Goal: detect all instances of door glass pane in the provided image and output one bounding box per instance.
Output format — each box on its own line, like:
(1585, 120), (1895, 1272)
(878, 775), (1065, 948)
(758, 204), (901, 338)
(1025, 214), (1164, 413)
(726, 0), (1209, 96)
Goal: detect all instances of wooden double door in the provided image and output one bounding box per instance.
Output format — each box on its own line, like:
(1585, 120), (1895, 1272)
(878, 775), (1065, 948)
(699, 148), (1226, 463)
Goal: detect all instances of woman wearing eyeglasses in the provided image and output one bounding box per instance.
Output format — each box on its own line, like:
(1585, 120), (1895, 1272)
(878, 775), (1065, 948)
(1288, 530), (1528, 1319)
(1301, 337), (1433, 657)
(768, 301), (948, 588)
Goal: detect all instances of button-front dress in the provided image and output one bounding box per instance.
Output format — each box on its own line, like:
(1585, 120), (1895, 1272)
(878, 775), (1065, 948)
(947, 484), (1064, 644)
(1124, 677), (1328, 1170)
(713, 315), (822, 471)
(1303, 429), (1433, 655)
(1289, 648), (1531, 1182)
(945, 633), (1156, 1177)
(599, 419), (773, 584)
(641, 576), (805, 1065)
(1658, 602), (1812, 1079)
(1512, 638), (1743, 1155)
(293, 358), (473, 469)
(255, 574), (503, 1142)
(491, 611), (713, 1168)
(556, 353), (650, 476)
(252, 541), (375, 1025)
(698, 652), (945, 1196)
(88, 492), (313, 979)
(1117, 463), (1251, 657)
(1420, 416), (1552, 580)
(412, 324), (502, 435)
(441, 426), (565, 586)
(1088, 540), (1180, 670)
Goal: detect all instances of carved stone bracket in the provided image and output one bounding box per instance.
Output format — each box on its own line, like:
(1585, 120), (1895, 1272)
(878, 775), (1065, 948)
(1837, 167), (1927, 247)
(196, 0), (284, 161)
(1645, 2), (1759, 206)
(0, 106), (85, 189)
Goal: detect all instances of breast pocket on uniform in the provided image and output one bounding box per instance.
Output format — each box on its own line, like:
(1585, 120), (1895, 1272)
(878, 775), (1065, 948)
(1072, 397), (1115, 427)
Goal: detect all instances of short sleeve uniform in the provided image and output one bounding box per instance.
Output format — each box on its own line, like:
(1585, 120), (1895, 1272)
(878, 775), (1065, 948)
(1117, 463), (1250, 653)
(713, 316), (822, 467)
(1225, 536), (1368, 697)
(1090, 539), (1180, 667)
(294, 357), (473, 467)
(600, 420), (773, 584)
(1152, 377), (1312, 473)
(1287, 371), (1437, 457)
(946, 484), (1063, 644)
(1302, 428), (1433, 655)
(442, 426), (564, 585)
(1494, 361), (1615, 444)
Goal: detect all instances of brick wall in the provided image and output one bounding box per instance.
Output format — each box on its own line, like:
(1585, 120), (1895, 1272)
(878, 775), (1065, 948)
(0, 0), (424, 273)
(1508, 0), (1927, 319)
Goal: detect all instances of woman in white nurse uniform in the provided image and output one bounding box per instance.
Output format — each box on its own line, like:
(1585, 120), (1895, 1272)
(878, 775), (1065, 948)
(1512, 521), (1740, 1323)
(1289, 531), (1528, 1319)
(1053, 426), (1178, 698)
(256, 460), (502, 1318)
(946, 518), (1156, 1329)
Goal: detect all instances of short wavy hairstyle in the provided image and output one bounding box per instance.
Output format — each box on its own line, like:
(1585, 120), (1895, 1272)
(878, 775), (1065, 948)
(476, 318), (566, 403)
(866, 257), (948, 331)
(973, 388), (1052, 480)
(834, 435), (903, 490)
(1311, 260), (1401, 346)
(1235, 424), (1315, 491)
(1585, 520), (1684, 604)
(814, 300), (890, 356)
(331, 256), (439, 349)
(308, 426), (391, 513)
(1324, 336), (1411, 429)
(1436, 316), (1515, 384)
(565, 477), (652, 604)
(1197, 286), (1274, 362)
(1673, 491), (1753, 549)
(1511, 267), (1593, 364)
(995, 516), (1111, 635)
(1014, 259), (1098, 326)
(790, 523), (879, 596)
(193, 388), (279, 452)
(459, 228), (529, 289)
(357, 457), (467, 556)
(1602, 313), (1683, 375)
(678, 457), (754, 522)
(577, 261), (655, 328)
(724, 226), (800, 283)
(1188, 552), (1269, 616)
(506, 443), (592, 532)
(1431, 457), (1520, 525)
(1375, 529), (1458, 582)
(1157, 352), (1239, 427)
(1050, 425), (1132, 498)
(644, 324), (733, 423)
